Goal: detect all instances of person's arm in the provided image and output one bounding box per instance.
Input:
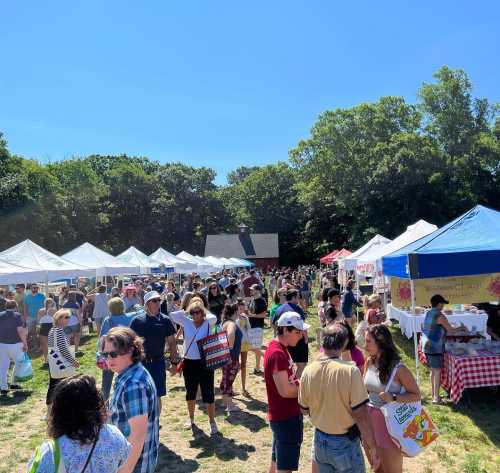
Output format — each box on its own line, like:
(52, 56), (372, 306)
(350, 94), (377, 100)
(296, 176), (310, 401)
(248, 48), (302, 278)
(379, 365), (421, 403)
(298, 372), (310, 416)
(169, 310), (188, 326)
(57, 330), (79, 367)
(118, 414), (148, 473)
(206, 312), (217, 326)
(223, 321), (236, 348)
(16, 326), (28, 352)
(351, 404), (380, 470)
(273, 370), (299, 398)
(437, 314), (458, 334)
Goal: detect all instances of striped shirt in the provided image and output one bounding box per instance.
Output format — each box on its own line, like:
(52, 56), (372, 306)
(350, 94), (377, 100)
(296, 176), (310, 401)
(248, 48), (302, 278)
(48, 327), (75, 364)
(108, 362), (159, 473)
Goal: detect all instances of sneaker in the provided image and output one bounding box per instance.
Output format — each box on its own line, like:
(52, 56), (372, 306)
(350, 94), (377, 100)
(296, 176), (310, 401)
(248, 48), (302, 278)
(226, 404), (241, 414)
(183, 418), (195, 429)
(209, 421), (218, 435)
(253, 368), (262, 375)
(75, 351), (84, 358)
(9, 384), (21, 390)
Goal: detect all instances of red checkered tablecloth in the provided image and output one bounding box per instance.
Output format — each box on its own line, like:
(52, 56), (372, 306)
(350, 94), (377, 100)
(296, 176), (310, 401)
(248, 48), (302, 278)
(441, 351), (500, 404)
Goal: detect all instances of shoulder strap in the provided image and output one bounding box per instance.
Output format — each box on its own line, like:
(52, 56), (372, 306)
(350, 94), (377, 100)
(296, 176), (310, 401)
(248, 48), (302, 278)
(385, 362), (402, 391)
(184, 324), (202, 357)
(80, 429), (99, 473)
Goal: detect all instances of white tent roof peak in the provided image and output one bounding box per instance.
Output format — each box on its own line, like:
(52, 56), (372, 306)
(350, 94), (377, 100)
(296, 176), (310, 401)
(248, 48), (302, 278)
(117, 247), (160, 274)
(62, 242), (140, 276)
(0, 239), (95, 280)
(150, 248), (197, 273)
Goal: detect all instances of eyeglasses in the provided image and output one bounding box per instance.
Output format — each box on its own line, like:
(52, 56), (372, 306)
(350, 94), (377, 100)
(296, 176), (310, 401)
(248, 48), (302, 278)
(101, 351), (123, 359)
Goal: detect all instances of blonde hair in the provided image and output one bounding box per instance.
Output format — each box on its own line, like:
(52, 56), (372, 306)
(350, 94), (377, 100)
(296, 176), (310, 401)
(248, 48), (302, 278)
(186, 298), (206, 316)
(53, 309), (71, 326)
(181, 292), (194, 310)
(367, 294), (381, 307)
(108, 297), (125, 315)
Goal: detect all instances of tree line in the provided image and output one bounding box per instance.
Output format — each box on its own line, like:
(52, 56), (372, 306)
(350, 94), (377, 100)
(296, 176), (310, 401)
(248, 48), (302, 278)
(1, 66), (499, 265)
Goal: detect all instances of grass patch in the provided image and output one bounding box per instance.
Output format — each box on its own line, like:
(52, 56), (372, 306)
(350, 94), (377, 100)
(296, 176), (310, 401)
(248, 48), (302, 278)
(0, 298), (498, 472)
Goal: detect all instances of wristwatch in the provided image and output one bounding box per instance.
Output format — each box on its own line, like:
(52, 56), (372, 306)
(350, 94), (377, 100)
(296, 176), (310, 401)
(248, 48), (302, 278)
(392, 393), (397, 402)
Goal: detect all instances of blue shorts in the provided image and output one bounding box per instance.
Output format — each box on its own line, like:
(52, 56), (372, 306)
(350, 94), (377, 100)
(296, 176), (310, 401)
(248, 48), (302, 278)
(270, 415), (303, 471)
(314, 428), (365, 473)
(425, 353), (444, 369)
(143, 359), (167, 397)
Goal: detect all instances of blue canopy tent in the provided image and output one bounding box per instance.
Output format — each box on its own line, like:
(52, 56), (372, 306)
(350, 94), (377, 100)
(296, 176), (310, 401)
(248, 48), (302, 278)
(382, 205), (500, 380)
(383, 205), (500, 280)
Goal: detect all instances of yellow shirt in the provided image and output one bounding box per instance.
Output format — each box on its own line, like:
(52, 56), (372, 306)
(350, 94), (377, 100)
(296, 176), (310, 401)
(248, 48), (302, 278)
(298, 358), (368, 435)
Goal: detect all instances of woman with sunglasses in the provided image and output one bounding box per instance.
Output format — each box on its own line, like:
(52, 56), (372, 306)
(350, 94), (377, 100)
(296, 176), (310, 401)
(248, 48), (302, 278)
(207, 282), (227, 325)
(46, 309), (80, 409)
(170, 298), (218, 434)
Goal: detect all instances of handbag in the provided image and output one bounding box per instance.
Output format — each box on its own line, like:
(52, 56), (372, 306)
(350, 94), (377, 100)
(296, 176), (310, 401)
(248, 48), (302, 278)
(380, 364), (439, 457)
(247, 327), (264, 349)
(14, 352), (33, 382)
(197, 324), (231, 370)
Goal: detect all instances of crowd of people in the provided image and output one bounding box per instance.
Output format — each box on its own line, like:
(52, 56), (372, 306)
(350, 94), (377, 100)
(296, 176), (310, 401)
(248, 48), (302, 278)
(0, 265), (478, 472)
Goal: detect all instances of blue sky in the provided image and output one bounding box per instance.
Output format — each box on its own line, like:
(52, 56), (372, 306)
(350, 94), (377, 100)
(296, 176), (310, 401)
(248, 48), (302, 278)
(1, 1), (499, 183)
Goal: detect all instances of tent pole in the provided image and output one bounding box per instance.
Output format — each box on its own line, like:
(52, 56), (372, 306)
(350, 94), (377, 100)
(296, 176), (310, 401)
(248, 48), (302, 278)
(410, 279), (419, 384)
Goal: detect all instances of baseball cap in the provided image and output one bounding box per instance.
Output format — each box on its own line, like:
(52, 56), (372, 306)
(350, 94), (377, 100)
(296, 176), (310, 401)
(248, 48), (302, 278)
(144, 291), (161, 305)
(277, 311), (310, 331)
(431, 294), (449, 306)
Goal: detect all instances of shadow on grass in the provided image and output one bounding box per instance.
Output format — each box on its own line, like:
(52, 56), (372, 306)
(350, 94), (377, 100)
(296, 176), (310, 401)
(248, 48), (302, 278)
(157, 443), (199, 472)
(0, 390), (33, 406)
(189, 425), (256, 461)
(237, 395), (268, 413)
(449, 388), (500, 447)
(224, 410), (268, 432)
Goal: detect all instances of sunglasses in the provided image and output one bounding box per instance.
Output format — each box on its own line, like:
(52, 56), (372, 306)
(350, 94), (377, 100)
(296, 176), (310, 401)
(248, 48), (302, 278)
(148, 299), (161, 304)
(101, 351), (123, 359)
(190, 309), (203, 316)
(64, 316), (71, 320)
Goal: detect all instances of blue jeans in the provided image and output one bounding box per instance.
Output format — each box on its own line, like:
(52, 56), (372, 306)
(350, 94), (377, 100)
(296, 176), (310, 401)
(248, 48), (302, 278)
(314, 428), (365, 473)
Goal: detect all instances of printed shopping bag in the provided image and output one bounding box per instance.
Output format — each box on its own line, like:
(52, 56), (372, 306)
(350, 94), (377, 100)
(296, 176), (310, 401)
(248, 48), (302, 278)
(380, 364), (439, 456)
(197, 328), (231, 370)
(247, 327), (264, 349)
(14, 353), (33, 382)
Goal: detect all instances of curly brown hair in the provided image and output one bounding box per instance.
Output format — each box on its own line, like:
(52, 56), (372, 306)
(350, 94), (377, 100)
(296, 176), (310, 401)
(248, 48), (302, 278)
(103, 326), (144, 363)
(366, 324), (401, 384)
(48, 375), (106, 444)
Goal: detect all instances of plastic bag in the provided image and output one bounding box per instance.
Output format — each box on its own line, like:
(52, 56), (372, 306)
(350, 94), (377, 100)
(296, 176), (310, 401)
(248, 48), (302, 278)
(14, 353), (33, 382)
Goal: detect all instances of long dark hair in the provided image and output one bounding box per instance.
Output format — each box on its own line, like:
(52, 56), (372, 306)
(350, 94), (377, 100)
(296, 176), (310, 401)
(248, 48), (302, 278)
(223, 303), (238, 322)
(338, 319), (356, 350)
(48, 375), (106, 444)
(367, 324), (400, 384)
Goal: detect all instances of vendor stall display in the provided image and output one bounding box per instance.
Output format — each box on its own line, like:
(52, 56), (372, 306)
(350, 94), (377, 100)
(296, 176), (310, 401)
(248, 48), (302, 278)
(388, 304), (489, 339)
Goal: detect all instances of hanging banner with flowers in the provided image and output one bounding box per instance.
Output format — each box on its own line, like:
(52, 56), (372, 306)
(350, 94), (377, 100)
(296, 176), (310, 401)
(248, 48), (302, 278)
(390, 273), (500, 308)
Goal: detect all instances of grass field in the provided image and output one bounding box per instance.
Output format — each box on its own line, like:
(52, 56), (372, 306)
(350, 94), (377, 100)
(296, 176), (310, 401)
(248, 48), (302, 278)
(1, 306), (499, 473)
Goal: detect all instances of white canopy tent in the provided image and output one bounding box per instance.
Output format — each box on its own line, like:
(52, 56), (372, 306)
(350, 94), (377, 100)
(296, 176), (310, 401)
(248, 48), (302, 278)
(356, 220), (437, 277)
(341, 234), (391, 273)
(177, 251), (216, 274)
(203, 256), (225, 269)
(229, 257), (253, 268)
(150, 248), (198, 274)
(0, 259), (48, 284)
(0, 239), (95, 281)
(117, 246), (163, 274)
(219, 257), (241, 268)
(62, 242), (140, 276)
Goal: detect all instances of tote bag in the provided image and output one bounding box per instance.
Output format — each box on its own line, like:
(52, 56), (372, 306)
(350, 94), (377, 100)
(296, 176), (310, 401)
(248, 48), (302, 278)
(380, 364), (439, 457)
(14, 353), (33, 382)
(197, 325), (231, 370)
(247, 327), (264, 349)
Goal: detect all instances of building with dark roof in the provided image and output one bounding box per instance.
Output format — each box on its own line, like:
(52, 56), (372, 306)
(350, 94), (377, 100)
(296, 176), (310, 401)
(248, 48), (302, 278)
(204, 224), (279, 270)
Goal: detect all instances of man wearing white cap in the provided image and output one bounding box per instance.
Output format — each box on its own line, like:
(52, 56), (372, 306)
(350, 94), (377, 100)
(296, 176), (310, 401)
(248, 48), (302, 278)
(264, 311), (310, 473)
(130, 291), (180, 414)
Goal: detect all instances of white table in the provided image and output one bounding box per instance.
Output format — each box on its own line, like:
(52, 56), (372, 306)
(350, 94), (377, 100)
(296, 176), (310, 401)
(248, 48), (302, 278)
(388, 304), (489, 339)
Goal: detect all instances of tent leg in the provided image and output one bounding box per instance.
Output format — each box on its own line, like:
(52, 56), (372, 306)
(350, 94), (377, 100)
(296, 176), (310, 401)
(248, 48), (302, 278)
(410, 279), (419, 384)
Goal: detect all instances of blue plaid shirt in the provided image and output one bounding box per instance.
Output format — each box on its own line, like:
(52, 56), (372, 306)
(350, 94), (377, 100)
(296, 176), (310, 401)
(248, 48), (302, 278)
(109, 362), (159, 473)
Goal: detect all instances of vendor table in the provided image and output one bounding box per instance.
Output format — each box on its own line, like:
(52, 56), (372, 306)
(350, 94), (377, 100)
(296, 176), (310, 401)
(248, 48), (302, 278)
(441, 351), (500, 404)
(388, 304), (489, 339)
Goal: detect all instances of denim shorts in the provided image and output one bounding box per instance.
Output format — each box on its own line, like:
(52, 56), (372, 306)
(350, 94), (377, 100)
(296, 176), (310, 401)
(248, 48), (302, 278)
(425, 353), (444, 369)
(314, 428), (366, 473)
(270, 415), (303, 471)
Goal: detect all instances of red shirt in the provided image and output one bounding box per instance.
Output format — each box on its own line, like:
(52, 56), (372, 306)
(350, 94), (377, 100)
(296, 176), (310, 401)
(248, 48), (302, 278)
(242, 275), (260, 297)
(264, 339), (301, 421)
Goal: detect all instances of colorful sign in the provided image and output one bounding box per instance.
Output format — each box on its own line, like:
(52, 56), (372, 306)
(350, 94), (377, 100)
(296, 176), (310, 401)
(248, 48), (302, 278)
(391, 273), (500, 308)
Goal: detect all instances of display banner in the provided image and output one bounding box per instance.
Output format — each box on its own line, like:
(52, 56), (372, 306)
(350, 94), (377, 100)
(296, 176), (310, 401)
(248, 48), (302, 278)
(391, 273), (500, 308)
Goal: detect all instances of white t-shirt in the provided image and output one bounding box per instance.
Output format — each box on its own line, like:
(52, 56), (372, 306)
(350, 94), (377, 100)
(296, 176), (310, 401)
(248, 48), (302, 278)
(93, 293), (110, 319)
(170, 310), (217, 359)
(38, 309), (55, 325)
